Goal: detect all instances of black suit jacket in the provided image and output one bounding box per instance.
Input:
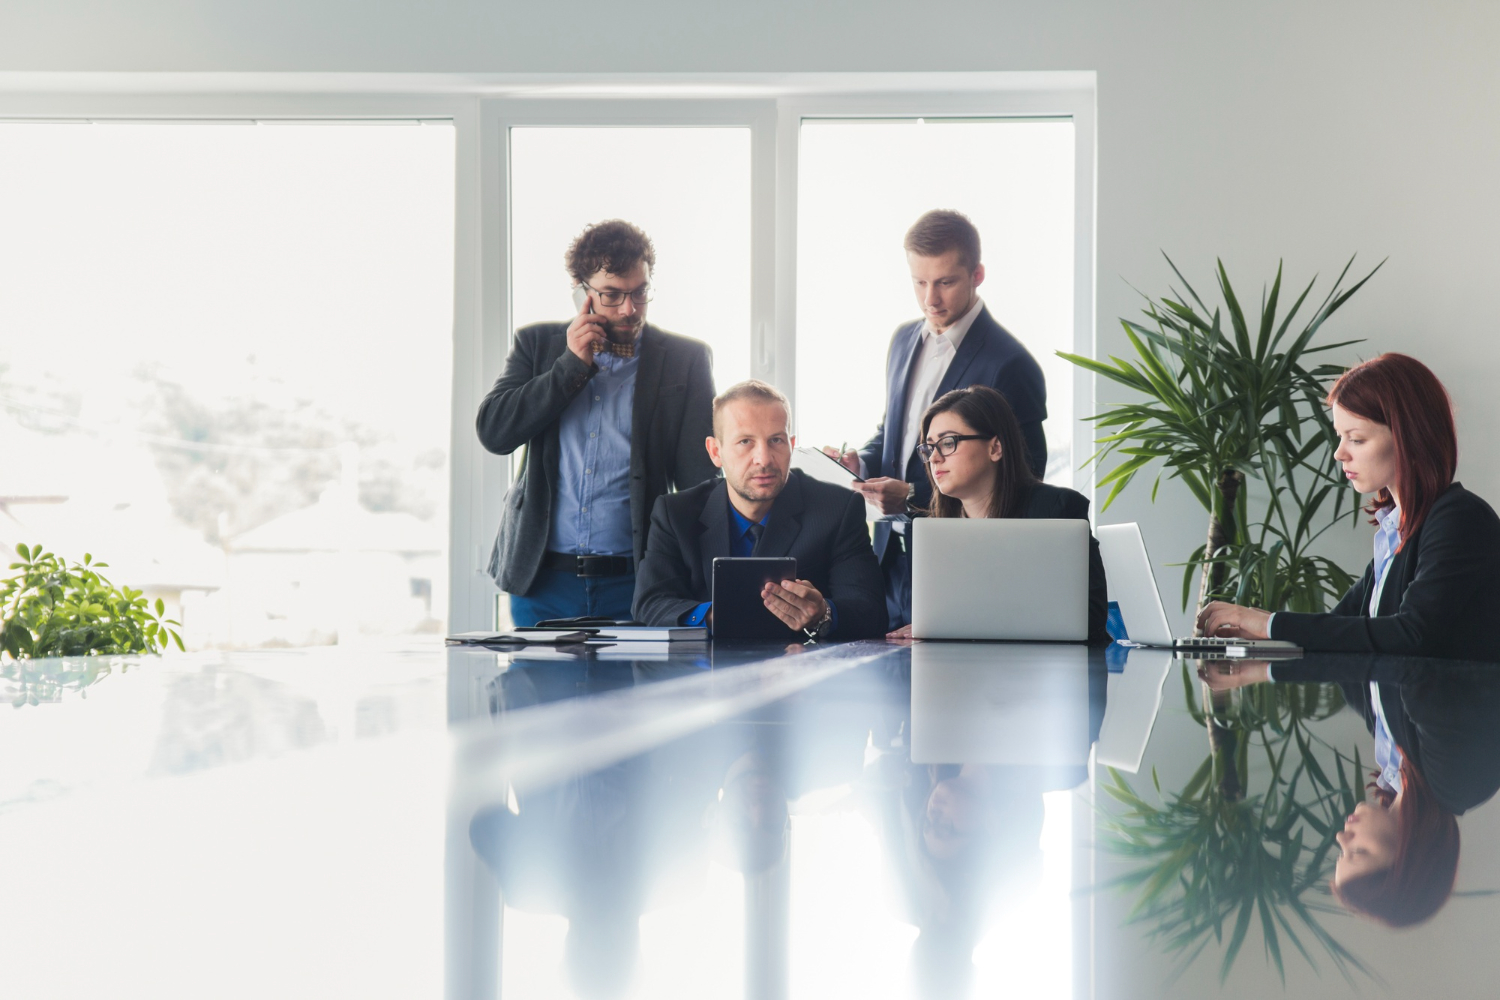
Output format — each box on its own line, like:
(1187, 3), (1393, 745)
(632, 470), (888, 639)
(1270, 483), (1500, 660)
(477, 322), (717, 596)
(859, 306), (1048, 561)
(1021, 483), (1111, 645)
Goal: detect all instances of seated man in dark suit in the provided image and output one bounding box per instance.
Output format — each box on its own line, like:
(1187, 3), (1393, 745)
(633, 380), (887, 640)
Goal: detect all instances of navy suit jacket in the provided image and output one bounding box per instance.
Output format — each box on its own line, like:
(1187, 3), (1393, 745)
(858, 305), (1048, 560)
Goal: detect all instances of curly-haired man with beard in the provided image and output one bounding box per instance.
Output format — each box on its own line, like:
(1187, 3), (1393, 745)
(478, 220), (718, 625)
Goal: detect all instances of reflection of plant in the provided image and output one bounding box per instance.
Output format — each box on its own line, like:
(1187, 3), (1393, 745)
(1060, 257), (1376, 619)
(1098, 672), (1373, 986)
(0, 544), (183, 660)
(1, 656), (133, 708)
(1183, 665), (1346, 738)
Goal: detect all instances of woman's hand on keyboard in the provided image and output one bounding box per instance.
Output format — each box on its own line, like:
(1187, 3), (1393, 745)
(1195, 601), (1272, 640)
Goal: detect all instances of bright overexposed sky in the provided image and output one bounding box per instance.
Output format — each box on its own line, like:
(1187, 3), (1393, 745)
(509, 127), (752, 391)
(0, 121), (455, 453)
(796, 118), (1075, 481)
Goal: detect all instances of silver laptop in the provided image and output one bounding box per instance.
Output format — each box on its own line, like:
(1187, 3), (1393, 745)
(1095, 522), (1298, 652)
(911, 518), (1088, 641)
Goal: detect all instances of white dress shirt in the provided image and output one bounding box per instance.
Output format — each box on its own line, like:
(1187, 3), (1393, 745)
(896, 295), (986, 475)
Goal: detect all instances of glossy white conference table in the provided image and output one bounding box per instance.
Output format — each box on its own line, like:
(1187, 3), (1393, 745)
(3, 639), (1497, 999)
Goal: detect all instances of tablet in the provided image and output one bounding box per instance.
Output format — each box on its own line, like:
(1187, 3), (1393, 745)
(711, 556), (799, 640)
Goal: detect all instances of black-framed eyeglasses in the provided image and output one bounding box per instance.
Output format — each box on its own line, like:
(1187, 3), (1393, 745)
(583, 280), (652, 307)
(916, 433), (988, 463)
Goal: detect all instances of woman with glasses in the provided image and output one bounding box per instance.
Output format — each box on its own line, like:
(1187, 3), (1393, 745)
(886, 384), (1109, 641)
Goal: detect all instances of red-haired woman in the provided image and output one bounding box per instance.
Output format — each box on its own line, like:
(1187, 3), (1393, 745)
(1197, 353), (1500, 660)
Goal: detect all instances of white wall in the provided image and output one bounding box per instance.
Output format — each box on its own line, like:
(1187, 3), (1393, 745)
(6, 0), (1499, 630)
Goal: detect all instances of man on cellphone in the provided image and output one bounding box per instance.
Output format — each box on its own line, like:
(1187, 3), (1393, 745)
(822, 210), (1048, 628)
(477, 220), (717, 626)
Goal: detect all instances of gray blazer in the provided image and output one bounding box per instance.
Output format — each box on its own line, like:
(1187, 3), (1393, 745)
(477, 321), (717, 596)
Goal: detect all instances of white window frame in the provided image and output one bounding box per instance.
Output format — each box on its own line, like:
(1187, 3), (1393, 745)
(0, 74), (1096, 636)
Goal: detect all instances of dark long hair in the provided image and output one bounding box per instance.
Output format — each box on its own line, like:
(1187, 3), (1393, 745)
(920, 385), (1037, 519)
(1327, 353), (1457, 548)
(1332, 755), (1461, 927)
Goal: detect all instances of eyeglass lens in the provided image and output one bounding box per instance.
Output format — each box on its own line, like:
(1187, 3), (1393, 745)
(593, 288), (651, 306)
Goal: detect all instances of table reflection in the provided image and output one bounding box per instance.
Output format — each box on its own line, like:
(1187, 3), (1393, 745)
(1101, 650), (1500, 989)
(6, 637), (1500, 998)
(461, 641), (1104, 999)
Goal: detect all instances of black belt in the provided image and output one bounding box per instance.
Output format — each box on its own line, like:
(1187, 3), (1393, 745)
(541, 551), (635, 578)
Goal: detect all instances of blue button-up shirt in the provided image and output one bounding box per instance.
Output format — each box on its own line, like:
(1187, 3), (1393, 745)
(545, 350), (638, 557)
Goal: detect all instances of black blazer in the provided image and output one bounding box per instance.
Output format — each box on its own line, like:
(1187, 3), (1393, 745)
(1270, 483), (1500, 660)
(859, 306), (1048, 561)
(1271, 655), (1500, 815)
(1022, 483), (1111, 645)
(476, 322), (717, 596)
(632, 470), (888, 639)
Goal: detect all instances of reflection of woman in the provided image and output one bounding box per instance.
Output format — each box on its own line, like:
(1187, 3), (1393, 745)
(1201, 656), (1500, 926)
(1333, 750), (1458, 927)
(886, 385), (1108, 642)
(1199, 353), (1500, 659)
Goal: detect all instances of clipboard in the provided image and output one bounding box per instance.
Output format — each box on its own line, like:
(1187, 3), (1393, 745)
(791, 446), (864, 485)
(790, 447), (887, 521)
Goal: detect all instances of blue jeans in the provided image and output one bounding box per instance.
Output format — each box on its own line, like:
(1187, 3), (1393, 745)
(508, 567), (637, 627)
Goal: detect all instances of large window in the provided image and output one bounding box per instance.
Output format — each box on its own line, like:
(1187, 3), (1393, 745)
(0, 80), (1096, 637)
(508, 127), (752, 390)
(0, 120), (455, 649)
(795, 118), (1076, 482)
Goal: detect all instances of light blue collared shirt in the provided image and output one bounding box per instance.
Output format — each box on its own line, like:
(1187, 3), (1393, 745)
(1369, 504), (1403, 616)
(1370, 679), (1405, 794)
(1363, 507), (1406, 791)
(546, 349), (639, 557)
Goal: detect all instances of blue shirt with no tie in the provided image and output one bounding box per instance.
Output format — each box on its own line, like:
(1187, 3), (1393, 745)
(545, 350), (639, 558)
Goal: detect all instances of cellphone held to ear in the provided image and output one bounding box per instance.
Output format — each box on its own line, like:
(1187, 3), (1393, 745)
(572, 284), (608, 352)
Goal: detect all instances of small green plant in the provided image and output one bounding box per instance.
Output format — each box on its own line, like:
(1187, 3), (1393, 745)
(0, 543), (184, 660)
